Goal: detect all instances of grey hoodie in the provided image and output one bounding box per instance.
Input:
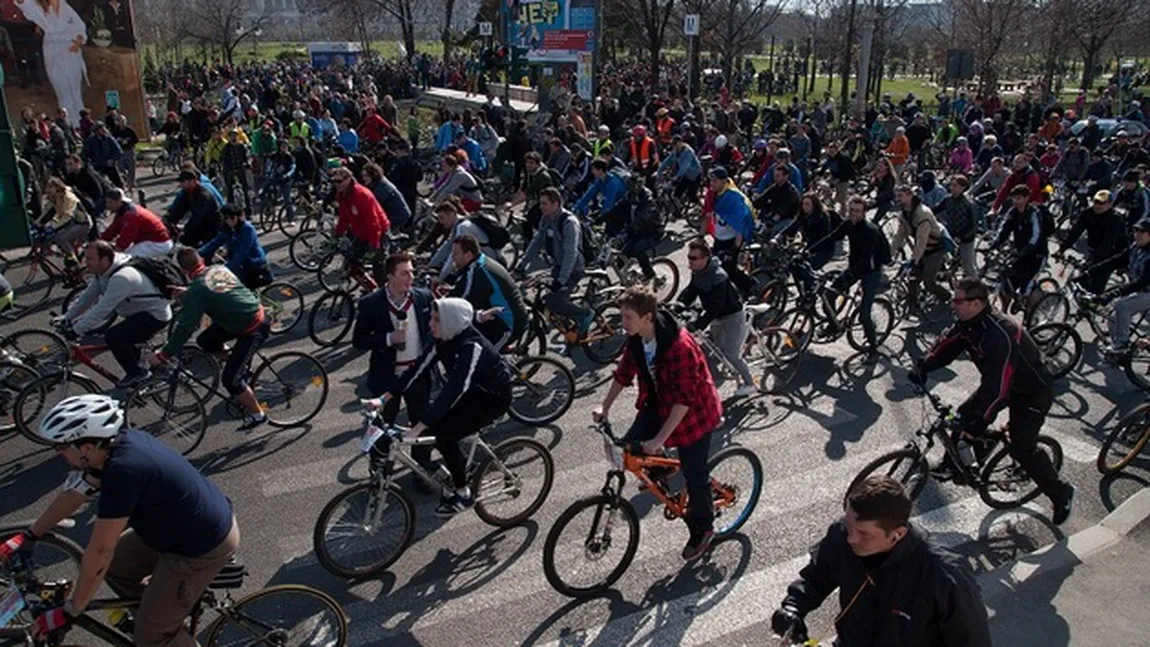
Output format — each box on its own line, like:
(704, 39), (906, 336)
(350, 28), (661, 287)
(435, 297), (474, 341)
(66, 252), (172, 334)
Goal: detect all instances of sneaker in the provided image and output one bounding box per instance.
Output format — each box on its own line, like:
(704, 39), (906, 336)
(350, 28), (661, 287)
(115, 371), (152, 390)
(681, 529), (715, 563)
(237, 413), (267, 432)
(1106, 343), (1131, 357)
(1052, 486), (1075, 525)
(864, 347), (881, 365)
(435, 492), (474, 517)
(733, 384), (756, 398)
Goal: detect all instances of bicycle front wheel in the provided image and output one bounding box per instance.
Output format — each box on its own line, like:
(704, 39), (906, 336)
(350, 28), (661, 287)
(308, 291), (355, 347)
(709, 445), (763, 538)
(979, 436), (1063, 509)
(0, 329), (69, 375)
(313, 481), (416, 578)
(203, 583), (348, 647)
(508, 355), (575, 425)
(0, 527), (82, 636)
(250, 351), (328, 427)
(288, 228), (330, 272)
(646, 258), (680, 304)
(846, 448), (930, 503)
(1029, 322), (1082, 380)
(582, 303), (627, 364)
(847, 297), (895, 351)
(1123, 344), (1150, 392)
(1024, 291), (1070, 328)
(746, 326), (803, 394)
(1097, 403), (1150, 475)
(14, 372), (99, 444)
(3, 256), (55, 315)
(0, 361), (39, 432)
(124, 377), (207, 456)
(151, 155), (167, 177)
(472, 437), (555, 527)
(261, 282), (305, 335)
(542, 494), (640, 598)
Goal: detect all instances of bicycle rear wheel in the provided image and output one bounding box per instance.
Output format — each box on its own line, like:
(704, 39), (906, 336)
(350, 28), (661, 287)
(250, 351), (328, 427)
(13, 372), (99, 445)
(541, 495), (640, 598)
(847, 297), (895, 351)
(645, 258), (680, 304)
(308, 291), (355, 347)
(1097, 403), (1150, 475)
(151, 154), (167, 177)
(846, 448), (930, 503)
(1024, 291), (1070, 328)
(979, 436), (1063, 509)
(313, 481), (416, 578)
(2, 256), (55, 315)
(203, 584), (348, 647)
(289, 228), (330, 272)
(0, 329), (69, 375)
(747, 275), (789, 326)
(709, 445), (763, 538)
(472, 437), (555, 527)
(1029, 322), (1082, 380)
(1123, 344), (1150, 392)
(0, 361), (39, 432)
(508, 355), (575, 425)
(317, 253), (355, 293)
(124, 377), (207, 456)
(746, 325), (803, 394)
(582, 303), (627, 364)
(261, 282), (305, 335)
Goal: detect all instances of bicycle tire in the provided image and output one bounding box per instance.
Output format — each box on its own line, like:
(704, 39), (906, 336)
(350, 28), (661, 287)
(124, 377), (207, 456)
(250, 351), (328, 428)
(746, 325), (803, 394)
(203, 583), (348, 647)
(508, 355), (575, 426)
(777, 307), (815, 352)
(0, 362), (39, 433)
(979, 436), (1063, 509)
(317, 252), (355, 294)
(14, 372), (99, 445)
(1123, 344), (1150, 392)
(846, 448), (930, 503)
(708, 445), (763, 538)
(646, 258), (680, 304)
(151, 155), (167, 177)
(747, 274), (789, 326)
(3, 256), (55, 313)
(541, 494), (640, 598)
(256, 199), (277, 235)
(472, 437), (555, 527)
(175, 346), (221, 404)
(313, 481), (416, 578)
(288, 228), (330, 272)
(0, 527), (83, 635)
(847, 297), (895, 351)
(308, 291), (355, 347)
(1024, 291), (1071, 329)
(582, 302), (627, 364)
(261, 282), (305, 335)
(1029, 322), (1082, 380)
(1097, 403), (1150, 475)
(0, 329), (70, 375)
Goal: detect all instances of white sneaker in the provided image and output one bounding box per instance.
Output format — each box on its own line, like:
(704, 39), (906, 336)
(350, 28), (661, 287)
(733, 384), (756, 398)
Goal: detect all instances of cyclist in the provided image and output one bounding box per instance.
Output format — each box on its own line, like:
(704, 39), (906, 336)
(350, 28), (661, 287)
(708, 166), (756, 295)
(149, 247), (272, 432)
(657, 135), (703, 202)
(574, 159), (628, 220)
(362, 162), (412, 230)
(6, 394), (240, 647)
(819, 139), (856, 216)
(1097, 218), (1150, 355)
(1111, 169), (1150, 226)
(935, 175), (981, 277)
(604, 174), (664, 282)
(910, 277), (1074, 524)
(165, 170), (222, 247)
(509, 151), (556, 242)
(332, 165), (391, 267)
(428, 198), (499, 276)
(623, 125), (659, 186)
(779, 192), (840, 293)
(771, 475), (990, 646)
(100, 188), (173, 258)
(517, 186), (592, 335)
(427, 154), (483, 212)
(370, 297), (513, 516)
(63, 153), (112, 220)
(593, 287), (723, 562)
(59, 240), (172, 389)
(221, 129), (252, 210)
(1055, 190), (1128, 294)
(828, 196), (888, 364)
(892, 184), (950, 315)
(754, 164), (802, 236)
(40, 177), (91, 265)
(991, 184), (1049, 314)
(197, 204), (272, 290)
(266, 139), (296, 224)
(448, 234), (528, 349)
(991, 154), (1044, 213)
(677, 238), (757, 397)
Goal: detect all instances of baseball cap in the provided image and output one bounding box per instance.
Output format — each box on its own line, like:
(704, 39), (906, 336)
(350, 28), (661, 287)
(709, 166), (730, 180)
(1133, 218), (1150, 232)
(1093, 190), (1111, 203)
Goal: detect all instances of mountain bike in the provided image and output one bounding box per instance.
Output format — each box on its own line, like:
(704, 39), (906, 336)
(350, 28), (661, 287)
(312, 404), (554, 577)
(541, 420), (762, 598)
(587, 232), (679, 304)
(0, 228), (87, 315)
(1097, 401), (1150, 475)
(518, 277), (627, 364)
(777, 268), (895, 353)
(847, 386), (1064, 510)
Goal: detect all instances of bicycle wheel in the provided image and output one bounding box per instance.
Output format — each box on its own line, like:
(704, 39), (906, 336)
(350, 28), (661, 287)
(1024, 291), (1070, 328)
(746, 325), (803, 394)
(777, 307), (815, 352)
(1123, 344), (1150, 392)
(256, 199), (278, 235)
(0, 527), (83, 633)
(747, 275), (789, 326)
(847, 297), (895, 351)
(13, 372), (99, 445)
(176, 346), (221, 404)
(541, 495), (640, 598)
(508, 356), (575, 425)
(846, 448), (930, 503)
(124, 377), (207, 456)
(0, 361), (38, 432)
(151, 154), (167, 177)
(708, 445), (763, 538)
(288, 228), (330, 272)
(472, 437), (555, 527)
(317, 253), (354, 293)
(261, 282), (305, 335)
(582, 303), (627, 364)
(3, 256), (55, 314)
(203, 583), (348, 647)
(250, 351), (328, 427)
(1097, 403), (1150, 475)
(312, 481), (416, 578)
(308, 291), (355, 347)
(979, 436), (1063, 509)
(645, 258), (680, 304)
(1029, 322), (1082, 380)
(0, 329), (68, 375)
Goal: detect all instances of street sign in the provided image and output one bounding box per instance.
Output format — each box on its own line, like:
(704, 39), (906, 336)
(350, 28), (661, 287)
(684, 14), (700, 36)
(479, 22), (493, 36)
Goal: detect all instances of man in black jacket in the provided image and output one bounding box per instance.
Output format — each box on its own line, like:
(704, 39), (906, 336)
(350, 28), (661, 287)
(911, 277), (1074, 523)
(167, 170), (222, 247)
(447, 234), (528, 349)
(386, 140), (422, 221)
(1056, 189), (1129, 293)
(830, 196), (886, 363)
(363, 162), (412, 230)
(772, 475), (991, 646)
(819, 140), (855, 215)
(753, 164), (801, 235)
(63, 154), (111, 220)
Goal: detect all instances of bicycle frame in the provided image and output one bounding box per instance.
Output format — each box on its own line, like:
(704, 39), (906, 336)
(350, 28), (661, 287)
(67, 341), (123, 384)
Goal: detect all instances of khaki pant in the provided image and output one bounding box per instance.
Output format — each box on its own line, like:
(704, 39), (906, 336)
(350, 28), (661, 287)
(105, 517), (240, 647)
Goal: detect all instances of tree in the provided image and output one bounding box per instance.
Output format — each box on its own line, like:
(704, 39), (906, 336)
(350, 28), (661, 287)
(607, 0), (677, 86)
(181, 0), (273, 65)
(1069, 0), (1135, 90)
(943, 0), (1027, 96)
(298, 0), (380, 55)
(372, 0), (422, 62)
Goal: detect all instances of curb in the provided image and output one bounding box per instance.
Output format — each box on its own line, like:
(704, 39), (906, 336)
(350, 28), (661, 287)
(978, 488), (1150, 601)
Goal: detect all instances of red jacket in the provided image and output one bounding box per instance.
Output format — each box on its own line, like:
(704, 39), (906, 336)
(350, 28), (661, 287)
(335, 182), (390, 248)
(992, 168), (1045, 212)
(358, 113), (393, 146)
(100, 204), (170, 251)
(613, 312), (722, 448)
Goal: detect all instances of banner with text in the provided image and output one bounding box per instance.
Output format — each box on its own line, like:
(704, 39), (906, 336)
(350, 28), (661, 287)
(503, 0), (597, 63)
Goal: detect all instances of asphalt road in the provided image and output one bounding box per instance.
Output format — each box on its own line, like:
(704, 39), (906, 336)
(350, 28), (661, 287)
(1, 167), (1148, 646)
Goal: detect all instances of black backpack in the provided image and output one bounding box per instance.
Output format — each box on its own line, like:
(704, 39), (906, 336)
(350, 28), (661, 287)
(113, 256), (186, 299)
(470, 213), (511, 250)
(872, 222), (894, 266)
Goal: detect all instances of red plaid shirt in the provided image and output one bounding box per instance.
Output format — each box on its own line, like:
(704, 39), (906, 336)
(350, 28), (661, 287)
(613, 326), (722, 448)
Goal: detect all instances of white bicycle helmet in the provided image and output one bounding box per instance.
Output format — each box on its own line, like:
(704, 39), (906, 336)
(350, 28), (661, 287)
(38, 394), (124, 444)
(714, 134), (728, 149)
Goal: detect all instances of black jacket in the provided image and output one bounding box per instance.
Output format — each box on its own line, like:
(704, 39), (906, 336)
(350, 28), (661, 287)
(65, 165), (111, 215)
(993, 204), (1047, 259)
(935, 194), (979, 244)
(447, 254), (529, 342)
(387, 155), (422, 213)
(352, 287), (433, 396)
(678, 258), (743, 329)
(1061, 207), (1128, 262)
(782, 210), (839, 256)
(834, 218), (883, 277)
(784, 519), (991, 647)
(757, 181), (801, 223)
(922, 307), (1052, 421)
(168, 184), (221, 248)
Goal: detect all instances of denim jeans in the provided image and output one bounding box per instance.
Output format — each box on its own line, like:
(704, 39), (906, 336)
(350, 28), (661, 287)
(624, 408), (714, 535)
(277, 181), (294, 222)
(1110, 291), (1150, 346)
(543, 280), (591, 327)
(853, 271), (882, 348)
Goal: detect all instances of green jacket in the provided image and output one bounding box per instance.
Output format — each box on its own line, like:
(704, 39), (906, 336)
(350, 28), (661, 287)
(161, 265), (262, 357)
(251, 131), (278, 157)
(521, 165), (555, 208)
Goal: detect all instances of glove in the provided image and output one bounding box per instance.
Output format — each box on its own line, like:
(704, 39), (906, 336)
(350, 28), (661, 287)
(908, 362), (928, 386)
(0, 530), (36, 563)
(770, 606), (808, 641)
(33, 604), (73, 635)
(1100, 288), (1121, 304)
(953, 413), (989, 436)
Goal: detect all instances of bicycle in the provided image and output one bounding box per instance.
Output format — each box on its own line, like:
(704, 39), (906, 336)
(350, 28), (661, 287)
(0, 352), (38, 433)
(518, 277), (627, 364)
(777, 267), (895, 353)
(306, 242), (381, 347)
(312, 403), (554, 577)
(288, 209), (338, 272)
(541, 420), (762, 598)
(847, 386), (1064, 510)
(1097, 401), (1150, 475)
(504, 352), (576, 426)
(587, 231), (680, 304)
(150, 142), (185, 177)
(0, 539), (348, 646)
(0, 228), (87, 315)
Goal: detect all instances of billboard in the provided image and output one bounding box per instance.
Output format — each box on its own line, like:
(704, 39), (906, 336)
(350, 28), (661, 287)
(0, 0), (148, 135)
(504, 0), (597, 63)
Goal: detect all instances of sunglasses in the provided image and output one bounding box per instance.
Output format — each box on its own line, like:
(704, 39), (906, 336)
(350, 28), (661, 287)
(687, 255), (705, 261)
(951, 297), (979, 304)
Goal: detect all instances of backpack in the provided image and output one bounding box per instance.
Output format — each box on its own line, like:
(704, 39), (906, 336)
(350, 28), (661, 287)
(1039, 205), (1056, 239)
(113, 256), (186, 299)
(469, 213), (511, 250)
(873, 222), (894, 266)
(546, 167), (564, 187)
(938, 223), (958, 254)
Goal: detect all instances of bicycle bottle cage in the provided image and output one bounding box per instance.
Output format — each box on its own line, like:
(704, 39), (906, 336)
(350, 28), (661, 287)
(208, 557), (247, 590)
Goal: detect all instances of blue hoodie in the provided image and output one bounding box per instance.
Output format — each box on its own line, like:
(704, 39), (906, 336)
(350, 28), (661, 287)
(574, 171), (628, 215)
(712, 183), (755, 241)
(460, 137), (487, 173)
(436, 121), (463, 152)
(198, 219), (268, 274)
(337, 129), (359, 154)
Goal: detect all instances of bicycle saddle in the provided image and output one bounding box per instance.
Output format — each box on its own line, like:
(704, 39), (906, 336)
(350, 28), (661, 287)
(209, 557), (248, 590)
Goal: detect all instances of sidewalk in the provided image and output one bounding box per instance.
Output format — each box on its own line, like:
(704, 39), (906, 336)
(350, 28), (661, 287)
(417, 87), (538, 115)
(981, 488), (1150, 645)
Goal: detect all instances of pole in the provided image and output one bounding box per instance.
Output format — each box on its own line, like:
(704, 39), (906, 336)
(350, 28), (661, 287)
(767, 35), (775, 104)
(856, 23), (874, 119)
(687, 36), (693, 99)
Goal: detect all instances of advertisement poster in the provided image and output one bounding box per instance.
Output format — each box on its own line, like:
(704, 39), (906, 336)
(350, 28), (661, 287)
(504, 0), (597, 63)
(0, 0), (147, 135)
(576, 50), (592, 101)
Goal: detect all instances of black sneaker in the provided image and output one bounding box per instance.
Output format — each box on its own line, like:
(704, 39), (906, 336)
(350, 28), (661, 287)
(435, 493), (474, 517)
(1052, 486), (1075, 525)
(681, 529), (715, 563)
(115, 371), (152, 390)
(237, 413), (268, 432)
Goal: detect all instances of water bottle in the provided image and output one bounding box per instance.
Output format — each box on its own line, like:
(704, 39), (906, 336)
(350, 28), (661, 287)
(956, 439), (976, 468)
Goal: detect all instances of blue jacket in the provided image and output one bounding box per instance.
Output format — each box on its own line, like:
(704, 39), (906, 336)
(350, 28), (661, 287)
(81, 134), (122, 170)
(713, 185), (756, 240)
(368, 177), (412, 228)
(754, 162), (804, 195)
(168, 174), (225, 215)
(197, 220), (267, 275)
(574, 172), (628, 216)
(337, 129), (359, 154)
(435, 121), (463, 152)
(657, 145), (702, 181)
(460, 137), (487, 173)
(305, 117), (321, 140)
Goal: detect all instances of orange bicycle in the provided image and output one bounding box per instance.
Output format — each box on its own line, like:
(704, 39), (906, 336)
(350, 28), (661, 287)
(541, 420), (762, 597)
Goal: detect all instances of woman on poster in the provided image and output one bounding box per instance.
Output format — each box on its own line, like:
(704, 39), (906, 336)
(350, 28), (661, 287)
(15, 0), (87, 127)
